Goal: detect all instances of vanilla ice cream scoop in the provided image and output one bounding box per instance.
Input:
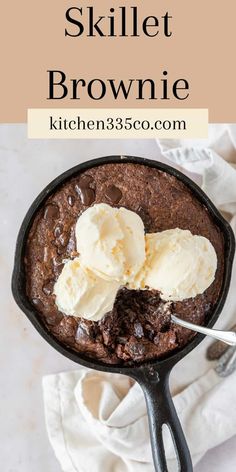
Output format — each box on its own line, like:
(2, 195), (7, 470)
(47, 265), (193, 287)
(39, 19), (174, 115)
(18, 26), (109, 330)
(143, 229), (217, 301)
(55, 207), (218, 321)
(75, 203), (146, 283)
(54, 258), (120, 321)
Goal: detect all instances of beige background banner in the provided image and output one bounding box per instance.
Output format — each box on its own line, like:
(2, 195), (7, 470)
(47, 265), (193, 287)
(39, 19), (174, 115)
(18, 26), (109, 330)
(28, 108), (208, 139)
(1, 1), (236, 123)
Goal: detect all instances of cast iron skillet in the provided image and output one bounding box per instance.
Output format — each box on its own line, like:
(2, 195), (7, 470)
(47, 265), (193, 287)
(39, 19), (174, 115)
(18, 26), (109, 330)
(12, 156), (235, 472)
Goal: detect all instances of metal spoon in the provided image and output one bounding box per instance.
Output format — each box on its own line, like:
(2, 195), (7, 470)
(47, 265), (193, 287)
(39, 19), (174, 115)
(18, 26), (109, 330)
(171, 314), (236, 346)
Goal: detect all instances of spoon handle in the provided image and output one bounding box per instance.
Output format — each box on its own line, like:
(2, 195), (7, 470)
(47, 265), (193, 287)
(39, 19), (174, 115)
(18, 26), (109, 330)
(171, 315), (236, 346)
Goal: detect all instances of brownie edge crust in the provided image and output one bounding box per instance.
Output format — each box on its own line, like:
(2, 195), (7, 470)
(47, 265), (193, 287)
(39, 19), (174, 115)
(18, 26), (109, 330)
(25, 162), (224, 365)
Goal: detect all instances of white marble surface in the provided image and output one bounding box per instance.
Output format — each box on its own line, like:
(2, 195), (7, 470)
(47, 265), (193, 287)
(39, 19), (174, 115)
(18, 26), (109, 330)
(0, 124), (235, 471)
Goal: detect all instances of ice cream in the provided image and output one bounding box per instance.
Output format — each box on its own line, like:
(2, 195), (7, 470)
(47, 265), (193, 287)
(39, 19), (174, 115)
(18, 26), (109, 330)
(75, 203), (146, 283)
(54, 205), (218, 321)
(54, 257), (120, 321)
(143, 229), (217, 301)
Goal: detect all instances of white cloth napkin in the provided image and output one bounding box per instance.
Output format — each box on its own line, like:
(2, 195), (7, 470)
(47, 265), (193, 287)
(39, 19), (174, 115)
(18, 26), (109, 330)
(43, 126), (236, 471)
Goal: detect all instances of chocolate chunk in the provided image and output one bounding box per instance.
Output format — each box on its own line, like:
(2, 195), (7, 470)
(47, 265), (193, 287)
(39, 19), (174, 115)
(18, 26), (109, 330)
(67, 195), (75, 206)
(105, 185), (122, 204)
(74, 174), (96, 205)
(57, 233), (68, 247)
(136, 205), (152, 229)
(52, 257), (64, 275)
(54, 232), (69, 256)
(145, 324), (155, 341)
(44, 204), (60, 220)
(66, 235), (76, 254)
(42, 280), (55, 296)
(54, 224), (63, 238)
(134, 322), (144, 338)
(75, 185), (95, 206)
(32, 298), (44, 312)
(76, 322), (93, 342)
(79, 174), (94, 187)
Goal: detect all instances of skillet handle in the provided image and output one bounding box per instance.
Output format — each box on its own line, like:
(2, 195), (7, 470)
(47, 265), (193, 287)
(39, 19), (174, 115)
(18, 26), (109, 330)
(135, 367), (193, 472)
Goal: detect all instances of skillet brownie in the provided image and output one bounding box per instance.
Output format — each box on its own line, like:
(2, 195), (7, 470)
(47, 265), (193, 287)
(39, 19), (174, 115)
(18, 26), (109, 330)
(25, 163), (224, 364)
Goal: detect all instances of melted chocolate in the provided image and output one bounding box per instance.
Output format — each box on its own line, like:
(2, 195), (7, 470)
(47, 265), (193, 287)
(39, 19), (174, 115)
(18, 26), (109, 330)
(105, 185), (122, 203)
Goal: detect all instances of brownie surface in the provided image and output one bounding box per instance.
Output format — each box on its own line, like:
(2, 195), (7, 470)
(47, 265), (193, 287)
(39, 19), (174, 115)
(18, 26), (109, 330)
(25, 162), (224, 364)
